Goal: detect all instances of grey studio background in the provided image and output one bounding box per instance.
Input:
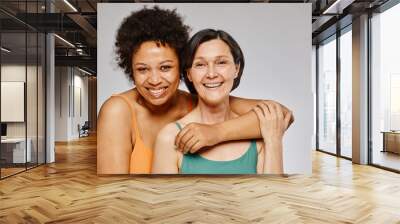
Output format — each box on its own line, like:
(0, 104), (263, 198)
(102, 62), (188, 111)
(97, 3), (313, 174)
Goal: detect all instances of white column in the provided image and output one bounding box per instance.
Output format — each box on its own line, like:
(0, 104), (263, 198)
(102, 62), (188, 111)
(45, 1), (55, 163)
(352, 14), (369, 164)
(46, 33), (55, 163)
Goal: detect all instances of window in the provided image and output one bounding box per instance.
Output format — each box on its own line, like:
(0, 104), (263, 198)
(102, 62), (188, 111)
(340, 28), (352, 158)
(371, 2), (400, 171)
(318, 36), (337, 155)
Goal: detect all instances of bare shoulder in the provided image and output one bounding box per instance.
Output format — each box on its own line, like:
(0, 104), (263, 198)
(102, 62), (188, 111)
(229, 95), (258, 103)
(98, 95), (131, 122)
(152, 122), (181, 173)
(154, 122), (180, 161)
(119, 88), (138, 99)
(97, 95), (134, 149)
(156, 122), (180, 143)
(230, 95), (278, 105)
(229, 95), (292, 116)
(97, 95), (134, 174)
(230, 95), (288, 106)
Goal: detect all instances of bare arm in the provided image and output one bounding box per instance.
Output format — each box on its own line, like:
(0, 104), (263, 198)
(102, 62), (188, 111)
(253, 102), (286, 174)
(256, 141), (283, 174)
(229, 96), (292, 116)
(212, 111), (261, 142)
(211, 96), (294, 142)
(152, 124), (180, 174)
(256, 142), (265, 174)
(175, 97), (293, 154)
(263, 140), (284, 174)
(228, 96), (294, 134)
(97, 97), (133, 174)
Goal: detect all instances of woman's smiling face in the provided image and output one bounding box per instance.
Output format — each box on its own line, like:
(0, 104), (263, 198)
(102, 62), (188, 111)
(188, 39), (239, 106)
(132, 41), (181, 106)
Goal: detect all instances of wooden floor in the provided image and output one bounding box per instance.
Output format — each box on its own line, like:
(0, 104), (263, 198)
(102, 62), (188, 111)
(372, 150), (400, 171)
(1, 135), (400, 223)
(1, 167), (26, 178)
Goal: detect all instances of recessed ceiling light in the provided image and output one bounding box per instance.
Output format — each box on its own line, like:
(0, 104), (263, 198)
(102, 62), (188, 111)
(63, 0), (78, 12)
(78, 67), (92, 76)
(322, 0), (354, 15)
(1, 47), (11, 53)
(54, 34), (75, 48)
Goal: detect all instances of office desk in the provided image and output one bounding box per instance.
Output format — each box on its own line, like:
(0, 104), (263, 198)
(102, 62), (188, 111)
(382, 131), (400, 154)
(1, 138), (31, 163)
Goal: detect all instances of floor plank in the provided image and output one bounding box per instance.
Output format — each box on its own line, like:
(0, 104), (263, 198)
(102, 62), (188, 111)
(0, 135), (399, 223)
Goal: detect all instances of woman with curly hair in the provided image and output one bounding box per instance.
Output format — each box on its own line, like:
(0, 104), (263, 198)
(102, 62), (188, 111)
(97, 6), (293, 174)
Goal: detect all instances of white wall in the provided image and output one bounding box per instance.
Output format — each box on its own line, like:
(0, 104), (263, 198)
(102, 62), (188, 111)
(1, 65), (27, 140)
(72, 72), (89, 138)
(312, 45), (317, 151)
(1, 65), (38, 138)
(55, 67), (89, 141)
(98, 3), (313, 174)
(55, 67), (69, 141)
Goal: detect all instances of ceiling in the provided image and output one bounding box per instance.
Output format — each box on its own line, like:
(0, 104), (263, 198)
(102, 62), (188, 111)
(0, 0), (393, 75)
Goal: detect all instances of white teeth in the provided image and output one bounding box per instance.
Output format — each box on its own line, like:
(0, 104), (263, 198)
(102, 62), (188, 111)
(148, 88), (166, 98)
(203, 82), (223, 88)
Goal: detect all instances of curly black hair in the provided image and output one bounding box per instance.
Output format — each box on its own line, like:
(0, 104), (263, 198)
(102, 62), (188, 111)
(115, 6), (190, 82)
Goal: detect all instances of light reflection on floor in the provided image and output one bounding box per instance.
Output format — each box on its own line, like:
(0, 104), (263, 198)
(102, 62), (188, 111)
(372, 150), (400, 171)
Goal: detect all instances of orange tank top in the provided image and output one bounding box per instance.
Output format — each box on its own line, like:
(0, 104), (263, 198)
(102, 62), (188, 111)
(111, 94), (193, 174)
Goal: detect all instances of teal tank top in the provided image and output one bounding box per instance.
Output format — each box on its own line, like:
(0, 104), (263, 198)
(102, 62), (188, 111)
(176, 123), (258, 174)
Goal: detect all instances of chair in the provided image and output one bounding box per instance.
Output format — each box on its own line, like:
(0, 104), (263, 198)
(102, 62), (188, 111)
(79, 121), (90, 138)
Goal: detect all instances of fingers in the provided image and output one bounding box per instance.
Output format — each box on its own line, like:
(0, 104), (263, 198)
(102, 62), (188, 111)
(254, 102), (288, 133)
(189, 141), (204, 154)
(176, 123), (200, 152)
(178, 129), (194, 151)
(274, 102), (284, 120)
(175, 123), (206, 154)
(257, 102), (270, 117)
(266, 103), (276, 120)
(182, 136), (205, 154)
(259, 101), (285, 120)
(181, 133), (195, 153)
(284, 110), (292, 130)
(253, 106), (265, 122)
(175, 126), (191, 149)
(289, 112), (295, 126)
(256, 102), (274, 119)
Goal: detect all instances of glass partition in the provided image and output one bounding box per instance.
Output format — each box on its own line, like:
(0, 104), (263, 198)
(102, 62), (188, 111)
(1, 30), (28, 177)
(27, 31), (38, 169)
(317, 36), (337, 155)
(371, 3), (400, 171)
(0, 1), (46, 179)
